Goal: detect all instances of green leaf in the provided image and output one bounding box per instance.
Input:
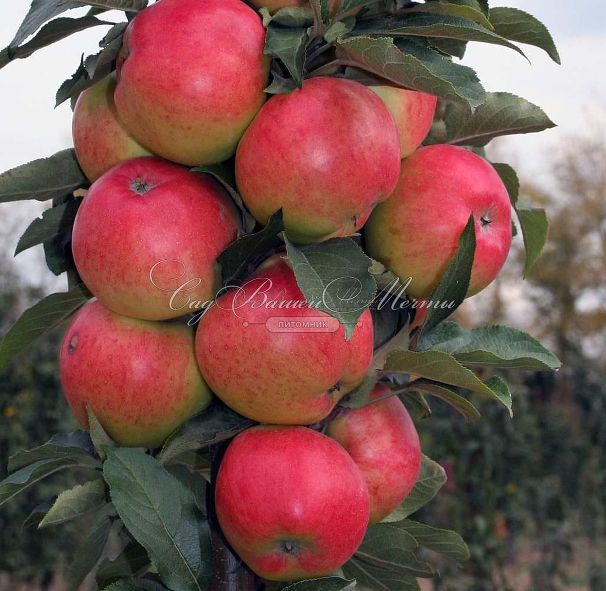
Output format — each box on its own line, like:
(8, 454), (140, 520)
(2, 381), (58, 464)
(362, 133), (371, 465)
(265, 72), (298, 94)
(484, 375), (513, 417)
(516, 203), (548, 275)
(340, 372), (380, 409)
(22, 500), (54, 529)
(397, 520), (470, 562)
(10, 0), (83, 46)
(0, 149), (86, 203)
(15, 200), (80, 255)
(336, 36), (485, 108)
(0, 459), (87, 507)
(217, 210), (284, 287)
(431, 92), (556, 147)
(96, 542), (151, 587)
(310, 0), (330, 26)
(382, 455), (447, 520)
(39, 479), (106, 528)
(489, 7), (560, 64)
(284, 237), (377, 339)
(324, 18), (356, 43)
(102, 579), (169, 591)
(492, 162), (519, 204)
(354, 14), (526, 57)
(71, 0), (147, 11)
(9, 430), (97, 472)
(421, 215), (475, 336)
(0, 283), (91, 369)
(282, 577), (357, 591)
(419, 322), (561, 370)
(104, 448), (209, 591)
(159, 402), (254, 465)
(384, 349), (512, 411)
(66, 507), (114, 591)
(406, 2), (493, 30)
(270, 7), (314, 27)
(1, 16), (110, 70)
(87, 406), (116, 461)
(264, 24), (308, 86)
(84, 23), (127, 79)
(406, 379), (480, 421)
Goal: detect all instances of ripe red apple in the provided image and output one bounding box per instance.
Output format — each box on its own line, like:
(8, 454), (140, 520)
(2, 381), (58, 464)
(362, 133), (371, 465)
(370, 86), (437, 158)
(195, 255), (374, 424)
(114, 0), (269, 166)
(72, 75), (151, 182)
(60, 300), (211, 448)
(365, 145), (512, 299)
(72, 157), (240, 321)
(327, 383), (421, 524)
(215, 425), (370, 581)
(235, 77), (401, 243)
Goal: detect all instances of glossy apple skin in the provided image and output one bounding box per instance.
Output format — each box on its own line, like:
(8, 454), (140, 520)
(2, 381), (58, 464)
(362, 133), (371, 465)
(365, 145), (512, 299)
(72, 75), (152, 182)
(115, 0), (269, 166)
(235, 77), (401, 243)
(60, 300), (211, 448)
(72, 157), (240, 321)
(370, 86), (437, 158)
(195, 255), (374, 424)
(327, 383), (421, 524)
(215, 426), (370, 581)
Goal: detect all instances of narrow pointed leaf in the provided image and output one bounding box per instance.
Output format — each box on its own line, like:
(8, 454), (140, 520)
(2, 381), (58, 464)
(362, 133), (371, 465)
(39, 479), (106, 527)
(397, 520), (470, 561)
(406, 379), (481, 421)
(516, 204), (548, 275)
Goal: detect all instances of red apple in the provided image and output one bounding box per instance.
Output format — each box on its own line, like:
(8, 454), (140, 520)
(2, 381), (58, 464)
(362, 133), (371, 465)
(72, 75), (152, 182)
(72, 157), (240, 321)
(365, 145), (512, 299)
(370, 86), (437, 158)
(60, 300), (211, 448)
(195, 255), (374, 424)
(327, 383), (421, 523)
(235, 77), (401, 243)
(215, 425), (370, 581)
(114, 0), (269, 166)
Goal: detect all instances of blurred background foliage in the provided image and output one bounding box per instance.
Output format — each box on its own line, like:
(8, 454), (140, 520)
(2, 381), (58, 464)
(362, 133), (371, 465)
(1, 132), (605, 590)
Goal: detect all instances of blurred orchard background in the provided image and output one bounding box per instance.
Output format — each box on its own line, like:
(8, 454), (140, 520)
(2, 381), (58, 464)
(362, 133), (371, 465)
(1, 2), (605, 590)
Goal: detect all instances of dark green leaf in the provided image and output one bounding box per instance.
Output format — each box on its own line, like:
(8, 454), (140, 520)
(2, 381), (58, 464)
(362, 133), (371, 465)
(340, 372), (380, 409)
(265, 24), (308, 86)
(87, 406), (116, 461)
(484, 375), (513, 417)
(336, 36), (485, 108)
(0, 149), (86, 203)
(9, 430), (97, 472)
(271, 7), (314, 27)
(397, 520), (470, 561)
(490, 7), (560, 64)
(23, 500), (54, 529)
(15, 200), (80, 255)
(85, 27), (125, 78)
(265, 72), (298, 94)
(11, 0), (83, 46)
(39, 479), (106, 528)
(282, 577), (357, 591)
(421, 214), (475, 336)
(96, 542), (151, 587)
(516, 204), (548, 275)
(56, 57), (90, 107)
(383, 455), (447, 520)
(159, 402), (254, 465)
(492, 162), (519, 204)
(406, 2), (493, 29)
(104, 448), (208, 591)
(217, 210), (284, 287)
(284, 237), (377, 339)
(406, 379), (480, 421)
(310, 0), (330, 26)
(324, 18), (356, 43)
(72, 0), (147, 11)
(102, 579), (169, 591)
(431, 38), (467, 58)
(0, 283), (91, 369)
(419, 321), (561, 370)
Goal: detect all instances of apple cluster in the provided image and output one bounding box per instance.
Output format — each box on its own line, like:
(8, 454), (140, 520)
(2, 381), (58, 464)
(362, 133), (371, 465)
(58, 0), (513, 581)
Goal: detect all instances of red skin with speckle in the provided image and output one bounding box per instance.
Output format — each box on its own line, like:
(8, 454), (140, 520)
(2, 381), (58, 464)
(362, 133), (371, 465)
(72, 75), (151, 182)
(60, 300), (211, 448)
(370, 86), (437, 158)
(366, 145), (512, 299)
(327, 383), (421, 524)
(72, 157), (240, 321)
(235, 77), (401, 243)
(215, 426), (370, 581)
(114, 0), (269, 166)
(195, 255), (374, 424)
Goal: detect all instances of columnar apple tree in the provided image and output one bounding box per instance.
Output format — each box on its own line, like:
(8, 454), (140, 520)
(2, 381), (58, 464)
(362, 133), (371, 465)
(0, 0), (562, 589)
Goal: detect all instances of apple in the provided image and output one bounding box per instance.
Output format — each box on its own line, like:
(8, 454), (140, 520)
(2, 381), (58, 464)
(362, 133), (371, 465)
(72, 75), (152, 182)
(235, 77), (401, 243)
(60, 300), (211, 448)
(365, 145), (512, 299)
(72, 157), (240, 321)
(215, 425), (370, 581)
(370, 86), (437, 158)
(114, 0), (269, 166)
(195, 254), (374, 424)
(327, 383), (421, 524)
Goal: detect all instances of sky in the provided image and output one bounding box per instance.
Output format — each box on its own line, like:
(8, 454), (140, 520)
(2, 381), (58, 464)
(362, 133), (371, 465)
(0, 1), (605, 289)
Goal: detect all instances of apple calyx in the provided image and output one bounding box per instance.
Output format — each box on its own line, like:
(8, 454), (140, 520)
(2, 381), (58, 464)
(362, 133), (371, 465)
(130, 178), (154, 195)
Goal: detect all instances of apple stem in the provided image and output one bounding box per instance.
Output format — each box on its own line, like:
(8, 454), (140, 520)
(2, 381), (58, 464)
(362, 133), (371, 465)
(208, 443), (261, 591)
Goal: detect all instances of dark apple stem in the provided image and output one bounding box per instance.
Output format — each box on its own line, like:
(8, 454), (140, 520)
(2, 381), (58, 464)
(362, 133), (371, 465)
(208, 443), (262, 591)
